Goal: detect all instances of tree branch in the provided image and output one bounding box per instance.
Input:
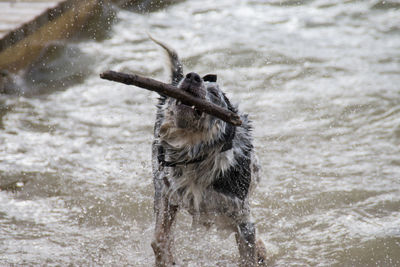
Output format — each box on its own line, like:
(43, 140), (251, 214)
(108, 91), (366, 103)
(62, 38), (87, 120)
(100, 70), (242, 126)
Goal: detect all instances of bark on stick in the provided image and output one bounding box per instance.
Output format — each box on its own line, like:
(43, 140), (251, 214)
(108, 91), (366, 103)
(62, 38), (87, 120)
(100, 70), (242, 126)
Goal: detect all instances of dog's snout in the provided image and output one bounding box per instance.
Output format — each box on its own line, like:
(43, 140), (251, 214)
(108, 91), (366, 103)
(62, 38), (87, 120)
(185, 72), (201, 83)
(179, 72), (206, 99)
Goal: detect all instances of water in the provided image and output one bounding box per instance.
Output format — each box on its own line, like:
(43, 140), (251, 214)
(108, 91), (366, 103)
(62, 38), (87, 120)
(1, 0), (400, 266)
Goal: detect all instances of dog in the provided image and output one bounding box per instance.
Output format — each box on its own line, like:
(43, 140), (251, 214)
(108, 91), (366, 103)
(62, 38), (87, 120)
(150, 37), (267, 266)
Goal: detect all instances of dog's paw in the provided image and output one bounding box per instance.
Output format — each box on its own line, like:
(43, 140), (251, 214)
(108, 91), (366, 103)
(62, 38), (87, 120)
(256, 239), (268, 266)
(151, 240), (176, 267)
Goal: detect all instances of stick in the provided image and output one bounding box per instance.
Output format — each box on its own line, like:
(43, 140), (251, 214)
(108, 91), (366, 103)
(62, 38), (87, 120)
(100, 70), (242, 126)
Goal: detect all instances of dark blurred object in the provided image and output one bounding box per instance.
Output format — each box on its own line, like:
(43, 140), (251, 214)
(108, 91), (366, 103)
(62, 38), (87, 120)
(0, 0), (110, 73)
(22, 42), (94, 95)
(0, 180), (27, 193)
(114, 0), (184, 12)
(77, 1), (116, 41)
(371, 0), (400, 9)
(0, 70), (25, 95)
(0, 0), (182, 97)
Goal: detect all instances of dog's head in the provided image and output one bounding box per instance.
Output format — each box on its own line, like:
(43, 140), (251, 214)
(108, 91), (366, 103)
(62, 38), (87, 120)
(159, 72), (234, 148)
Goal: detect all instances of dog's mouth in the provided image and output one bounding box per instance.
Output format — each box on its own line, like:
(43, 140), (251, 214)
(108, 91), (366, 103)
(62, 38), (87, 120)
(170, 72), (207, 128)
(175, 100), (203, 118)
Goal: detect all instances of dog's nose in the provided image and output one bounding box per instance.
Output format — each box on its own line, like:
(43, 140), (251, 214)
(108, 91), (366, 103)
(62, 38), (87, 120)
(185, 72), (202, 83)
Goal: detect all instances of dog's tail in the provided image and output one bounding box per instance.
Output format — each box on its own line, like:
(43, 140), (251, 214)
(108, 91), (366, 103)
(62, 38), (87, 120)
(148, 34), (184, 86)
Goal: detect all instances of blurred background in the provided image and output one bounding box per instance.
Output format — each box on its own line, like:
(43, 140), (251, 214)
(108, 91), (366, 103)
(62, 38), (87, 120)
(0, 0), (399, 266)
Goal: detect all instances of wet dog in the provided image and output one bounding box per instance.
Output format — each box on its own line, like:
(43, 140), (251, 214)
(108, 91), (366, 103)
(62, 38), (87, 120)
(150, 38), (266, 266)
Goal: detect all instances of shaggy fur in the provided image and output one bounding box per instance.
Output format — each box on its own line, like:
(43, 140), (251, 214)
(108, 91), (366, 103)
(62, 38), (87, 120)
(150, 37), (266, 266)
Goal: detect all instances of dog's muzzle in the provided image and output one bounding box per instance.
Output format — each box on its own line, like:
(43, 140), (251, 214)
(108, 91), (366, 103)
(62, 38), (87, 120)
(179, 72), (206, 99)
(172, 72), (206, 128)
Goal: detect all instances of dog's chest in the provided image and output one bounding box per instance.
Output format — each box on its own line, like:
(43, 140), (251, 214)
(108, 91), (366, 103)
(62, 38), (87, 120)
(166, 165), (214, 209)
(166, 165), (244, 216)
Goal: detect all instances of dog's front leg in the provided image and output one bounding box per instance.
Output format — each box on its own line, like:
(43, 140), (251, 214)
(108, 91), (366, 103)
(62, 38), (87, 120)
(151, 194), (178, 267)
(235, 222), (257, 267)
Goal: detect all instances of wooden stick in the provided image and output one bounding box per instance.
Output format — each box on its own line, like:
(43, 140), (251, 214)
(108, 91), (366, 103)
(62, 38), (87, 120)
(100, 70), (242, 126)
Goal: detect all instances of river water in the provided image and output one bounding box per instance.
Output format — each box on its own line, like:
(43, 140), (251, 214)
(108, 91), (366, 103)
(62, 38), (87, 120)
(1, 0), (400, 266)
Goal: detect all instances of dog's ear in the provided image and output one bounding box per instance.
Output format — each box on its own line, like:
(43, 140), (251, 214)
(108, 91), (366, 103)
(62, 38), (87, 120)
(203, 74), (217, 82)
